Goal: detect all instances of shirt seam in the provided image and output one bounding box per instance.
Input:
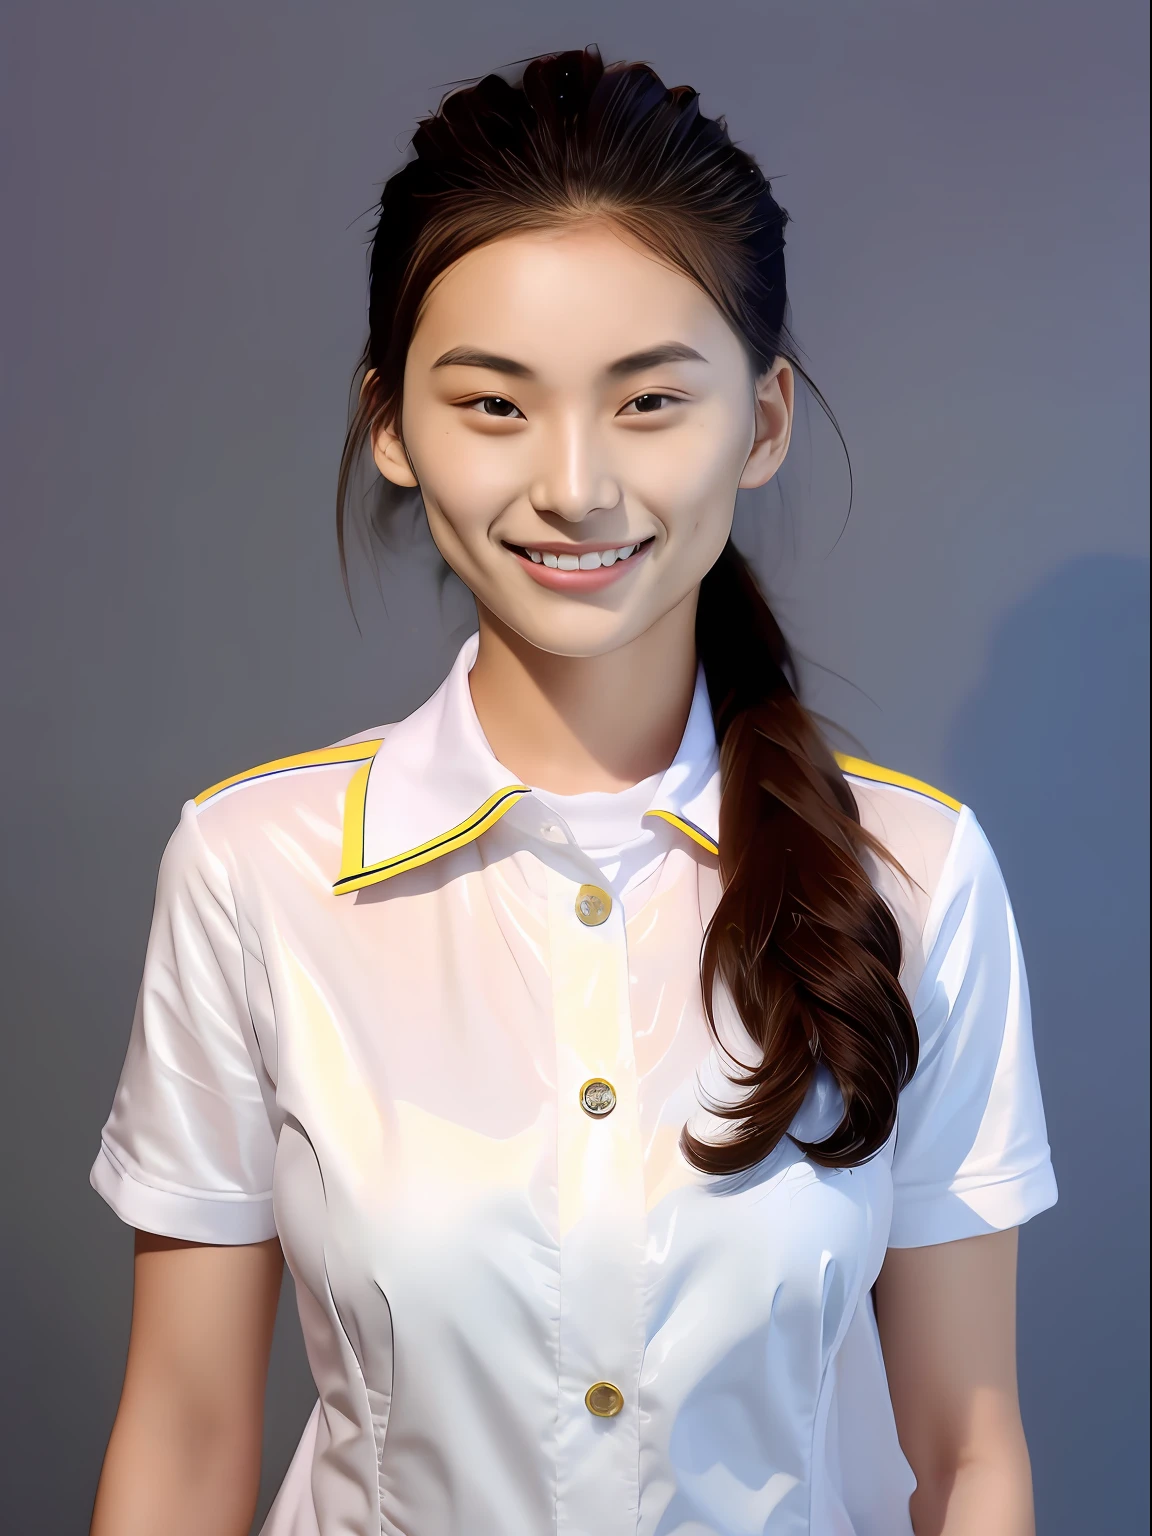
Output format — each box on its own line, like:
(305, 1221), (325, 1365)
(98, 1137), (274, 1204)
(895, 1155), (1055, 1203)
(323, 1256), (389, 1536)
(187, 798), (278, 1087)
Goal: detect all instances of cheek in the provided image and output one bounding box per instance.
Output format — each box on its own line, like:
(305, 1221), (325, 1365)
(633, 412), (749, 530)
(402, 400), (522, 531)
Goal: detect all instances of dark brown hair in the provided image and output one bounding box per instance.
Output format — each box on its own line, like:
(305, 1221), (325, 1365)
(337, 45), (918, 1173)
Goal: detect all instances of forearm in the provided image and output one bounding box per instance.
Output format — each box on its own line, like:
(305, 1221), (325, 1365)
(90, 1399), (261, 1536)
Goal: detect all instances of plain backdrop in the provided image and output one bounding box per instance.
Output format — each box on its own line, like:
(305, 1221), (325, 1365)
(1, 2), (1147, 1531)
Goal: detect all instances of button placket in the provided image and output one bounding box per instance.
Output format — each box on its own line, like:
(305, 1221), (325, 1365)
(546, 865), (646, 1534)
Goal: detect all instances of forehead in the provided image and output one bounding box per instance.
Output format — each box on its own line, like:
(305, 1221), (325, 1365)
(409, 221), (735, 374)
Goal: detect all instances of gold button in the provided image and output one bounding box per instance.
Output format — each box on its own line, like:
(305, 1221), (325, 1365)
(580, 1078), (617, 1118)
(585, 1381), (624, 1417)
(575, 884), (611, 926)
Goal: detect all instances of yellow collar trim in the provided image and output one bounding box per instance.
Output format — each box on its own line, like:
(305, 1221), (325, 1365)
(320, 747), (956, 897)
(195, 740), (383, 808)
(335, 778), (530, 895)
(643, 808), (719, 856)
(835, 753), (961, 812)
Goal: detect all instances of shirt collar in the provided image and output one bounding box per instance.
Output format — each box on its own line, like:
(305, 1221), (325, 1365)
(644, 663), (721, 856)
(334, 632), (719, 895)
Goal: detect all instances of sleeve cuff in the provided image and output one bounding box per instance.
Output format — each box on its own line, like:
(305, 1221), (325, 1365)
(90, 1142), (278, 1245)
(888, 1159), (1058, 1248)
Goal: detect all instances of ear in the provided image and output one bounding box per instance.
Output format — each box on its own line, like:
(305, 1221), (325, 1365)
(364, 371), (419, 489)
(739, 357), (794, 490)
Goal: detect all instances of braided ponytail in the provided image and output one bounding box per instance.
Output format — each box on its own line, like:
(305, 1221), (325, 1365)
(689, 543), (917, 1170)
(339, 46), (920, 1173)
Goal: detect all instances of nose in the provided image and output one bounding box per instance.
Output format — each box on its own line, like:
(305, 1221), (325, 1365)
(528, 412), (621, 523)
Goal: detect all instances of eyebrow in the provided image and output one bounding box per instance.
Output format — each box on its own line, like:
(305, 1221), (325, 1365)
(430, 341), (708, 378)
(432, 348), (534, 378)
(607, 343), (708, 376)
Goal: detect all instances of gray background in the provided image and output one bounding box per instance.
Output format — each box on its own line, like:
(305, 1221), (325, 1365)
(1, 2), (1147, 1531)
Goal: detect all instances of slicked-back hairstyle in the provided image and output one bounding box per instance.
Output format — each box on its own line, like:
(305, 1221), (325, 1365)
(338, 45), (919, 1174)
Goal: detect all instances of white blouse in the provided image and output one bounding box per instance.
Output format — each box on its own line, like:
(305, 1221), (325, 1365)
(527, 772), (666, 895)
(91, 633), (1057, 1536)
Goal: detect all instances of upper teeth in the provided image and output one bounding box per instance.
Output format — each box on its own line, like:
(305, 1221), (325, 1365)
(528, 544), (638, 569)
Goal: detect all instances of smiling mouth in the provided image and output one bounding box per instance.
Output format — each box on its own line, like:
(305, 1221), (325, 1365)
(504, 537), (654, 571)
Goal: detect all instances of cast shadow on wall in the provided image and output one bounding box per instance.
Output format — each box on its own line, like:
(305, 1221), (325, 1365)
(251, 553), (1150, 1534)
(942, 553), (1150, 1536)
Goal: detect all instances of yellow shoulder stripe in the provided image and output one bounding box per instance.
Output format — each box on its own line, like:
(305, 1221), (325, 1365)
(834, 753), (961, 813)
(194, 740), (383, 807)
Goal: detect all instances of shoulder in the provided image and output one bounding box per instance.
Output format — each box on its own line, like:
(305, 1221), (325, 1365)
(193, 729), (387, 813)
(184, 729), (390, 882)
(835, 755), (961, 816)
(834, 755), (970, 992)
(835, 754), (963, 899)
(834, 757), (1018, 1004)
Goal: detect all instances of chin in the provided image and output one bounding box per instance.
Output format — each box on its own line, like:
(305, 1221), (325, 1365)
(501, 609), (656, 661)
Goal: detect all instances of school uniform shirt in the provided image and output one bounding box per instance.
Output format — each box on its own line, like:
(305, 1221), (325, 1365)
(91, 632), (1058, 1536)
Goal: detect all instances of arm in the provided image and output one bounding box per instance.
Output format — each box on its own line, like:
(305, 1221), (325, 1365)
(90, 1231), (284, 1536)
(873, 1228), (1033, 1536)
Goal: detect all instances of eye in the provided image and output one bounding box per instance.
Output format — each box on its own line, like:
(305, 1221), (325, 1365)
(466, 396), (525, 419)
(620, 393), (682, 415)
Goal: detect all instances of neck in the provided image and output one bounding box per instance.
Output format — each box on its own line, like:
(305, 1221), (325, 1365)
(468, 594), (699, 794)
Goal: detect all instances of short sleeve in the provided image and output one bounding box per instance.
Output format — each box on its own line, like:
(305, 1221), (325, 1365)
(90, 800), (279, 1243)
(888, 805), (1058, 1247)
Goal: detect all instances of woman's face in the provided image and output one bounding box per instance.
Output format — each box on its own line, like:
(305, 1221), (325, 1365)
(373, 219), (793, 659)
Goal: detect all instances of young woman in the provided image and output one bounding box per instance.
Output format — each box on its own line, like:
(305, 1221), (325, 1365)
(89, 46), (1057, 1536)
